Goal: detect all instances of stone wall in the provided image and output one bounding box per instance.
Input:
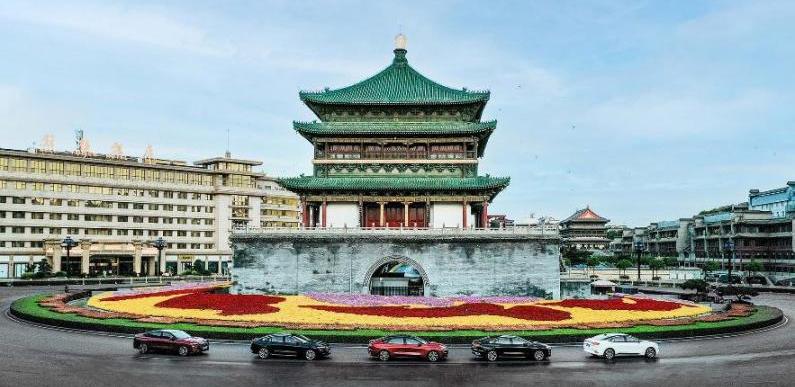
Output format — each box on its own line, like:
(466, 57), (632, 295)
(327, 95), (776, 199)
(231, 231), (560, 298)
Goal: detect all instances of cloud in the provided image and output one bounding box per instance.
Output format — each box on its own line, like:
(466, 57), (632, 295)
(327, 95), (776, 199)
(0, 1), (233, 56)
(0, 85), (80, 147)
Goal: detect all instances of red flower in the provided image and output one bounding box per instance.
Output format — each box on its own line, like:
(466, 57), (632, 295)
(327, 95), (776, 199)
(302, 303), (571, 321)
(103, 288), (214, 301)
(155, 293), (285, 316)
(546, 298), (684, 311)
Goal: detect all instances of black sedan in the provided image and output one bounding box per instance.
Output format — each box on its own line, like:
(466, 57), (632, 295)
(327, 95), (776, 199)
(250, 333), (330, 360)
(471, 335), (551, 362)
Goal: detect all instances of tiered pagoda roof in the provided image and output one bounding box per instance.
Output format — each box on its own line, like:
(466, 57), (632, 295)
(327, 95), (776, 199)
(299, 49), (489, 107)
(561, 208), (609, 224)
(293, 120), (496, 156)
(278, 176), (509, 193)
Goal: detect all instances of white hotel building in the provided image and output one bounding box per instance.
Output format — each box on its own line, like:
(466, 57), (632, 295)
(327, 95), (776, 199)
(0, 146), (299, 278)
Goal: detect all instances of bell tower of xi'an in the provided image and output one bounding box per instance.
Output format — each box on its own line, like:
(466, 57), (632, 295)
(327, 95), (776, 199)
(278, 34), (509, 229)
(231, 35), (560, 298)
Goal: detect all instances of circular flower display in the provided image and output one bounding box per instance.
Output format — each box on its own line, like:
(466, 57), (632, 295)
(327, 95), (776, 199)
(85, 285), (712, 331)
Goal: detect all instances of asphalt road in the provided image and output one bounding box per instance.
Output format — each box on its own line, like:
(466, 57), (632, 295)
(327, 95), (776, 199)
(1, 287), (794, 387)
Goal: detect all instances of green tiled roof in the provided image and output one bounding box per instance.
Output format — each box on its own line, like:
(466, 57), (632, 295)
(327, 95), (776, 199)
(293, 120), (497, 156)
(299, 49), (489, 105)
(293, 120), (496, 136)
(277, 176), (509, 195)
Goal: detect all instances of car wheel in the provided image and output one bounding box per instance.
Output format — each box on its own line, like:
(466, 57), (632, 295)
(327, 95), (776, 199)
(603, 348), (615, 360)
(427, 351), (440, 362)
(378, 350), (390, 361)
(178, 346), (189, 357)
(644, 347), (657, 359)
(486, 350), (498, 362)
(138, 343), (148, 354)
(532, 350), (546, 361)
(257, 347), (270, 359)
(304, 349), (317, 361)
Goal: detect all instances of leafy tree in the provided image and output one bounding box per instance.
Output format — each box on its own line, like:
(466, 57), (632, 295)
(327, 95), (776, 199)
(586, 256), (601, 274)
(649, 259), (665, 278)
(679, 279), (708, 295)
(745, 260), (764, 276)
(616, 259), (633, 276)
(664, 257), (679, 268)
(703, 261), (720, 280)
(719, 286), (759, 302)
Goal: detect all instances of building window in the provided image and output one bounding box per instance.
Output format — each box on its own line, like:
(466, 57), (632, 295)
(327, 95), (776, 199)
(133, 216), (143, 223)
(12, 212), (25, 219)
(12, 226), (25, 233)
(117, 216), (128, 222)
(117, 202), (129, 209)
(11, 241), (25, 247)
(31, 227), (44, 234)
(67, 227), (80, 234)
(31, 213), (44, 219)
(49, 228), (61, 234)
(12, 197), (25, 204)
(67, 214), (80, 221)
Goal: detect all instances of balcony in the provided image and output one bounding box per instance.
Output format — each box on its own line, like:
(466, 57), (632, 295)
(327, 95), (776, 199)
(231, 225), (560, 241)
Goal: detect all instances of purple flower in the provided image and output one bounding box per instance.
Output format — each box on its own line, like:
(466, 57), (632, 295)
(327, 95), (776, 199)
(305, 293), (540, 307)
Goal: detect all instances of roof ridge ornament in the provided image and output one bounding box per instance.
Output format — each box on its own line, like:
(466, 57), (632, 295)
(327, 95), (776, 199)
(393, 33), (408, 64)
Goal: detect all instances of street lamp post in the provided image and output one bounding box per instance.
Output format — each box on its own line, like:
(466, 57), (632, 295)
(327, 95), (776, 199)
(61, 236), (78, 276)
(152, 237), (166, 276)
(634, 240), (645, 282)
(724, 238), (735, 286)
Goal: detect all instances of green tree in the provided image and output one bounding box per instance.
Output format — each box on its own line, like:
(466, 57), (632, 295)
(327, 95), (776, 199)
(616, 259), (633, 276)
(193, 259), (208, 275)
(703, 261), (720, 280)
(586, 256), (600, 274)
(649, 259), (665, 278)
(664, 256), (679, 268)
(719, 286), (759, 302)
(679, 279), (708, 295)
(745, 260), (764, 276)
(36, 258), (52, 277)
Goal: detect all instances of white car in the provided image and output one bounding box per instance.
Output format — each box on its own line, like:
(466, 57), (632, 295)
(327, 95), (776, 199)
(583, 333), (659, 360)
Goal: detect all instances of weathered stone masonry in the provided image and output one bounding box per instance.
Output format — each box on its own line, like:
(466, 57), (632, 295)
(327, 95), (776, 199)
(231, 232), (560, 298)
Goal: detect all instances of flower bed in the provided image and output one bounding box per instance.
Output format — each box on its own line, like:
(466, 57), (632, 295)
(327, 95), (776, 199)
(71, 285), (718, 331)
(11, 292), (782, 343)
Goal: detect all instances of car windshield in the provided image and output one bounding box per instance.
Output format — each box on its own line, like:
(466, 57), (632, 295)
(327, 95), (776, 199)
(168, 330), (191, 339)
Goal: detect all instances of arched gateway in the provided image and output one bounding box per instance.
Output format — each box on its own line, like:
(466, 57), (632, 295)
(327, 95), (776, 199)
(363, 256), (429, 296)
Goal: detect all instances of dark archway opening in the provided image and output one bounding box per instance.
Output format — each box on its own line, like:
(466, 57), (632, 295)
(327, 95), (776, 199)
(368, 261), (424, 296)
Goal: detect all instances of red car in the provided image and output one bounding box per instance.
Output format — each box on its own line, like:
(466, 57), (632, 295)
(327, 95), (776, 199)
(133, 329), (209, 356)
(368, 335), (448, 362)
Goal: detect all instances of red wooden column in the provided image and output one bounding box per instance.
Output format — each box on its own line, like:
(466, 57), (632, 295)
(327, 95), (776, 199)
(301, 197), (309, 227)
(321, 199), (328, 228)
(462, 200), (468, 229)
(481, 200), (489, 229)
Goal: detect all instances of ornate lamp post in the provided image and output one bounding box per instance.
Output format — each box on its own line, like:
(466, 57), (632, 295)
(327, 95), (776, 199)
(634, 240), (646, 281)
(724, 238), (735, 286)
(152, 237), (166, 276)
(61, 236), (78, 276)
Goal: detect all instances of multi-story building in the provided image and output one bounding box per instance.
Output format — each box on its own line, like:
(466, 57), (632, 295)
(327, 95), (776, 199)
(749, 181), (795, 217)
(560, 207), (610, 251)
(692, 207), (794, 272)
(0, 145), (299, 278)
(645, 219), (691, 259)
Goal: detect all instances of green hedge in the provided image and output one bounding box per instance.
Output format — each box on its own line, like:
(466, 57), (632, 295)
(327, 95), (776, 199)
(11, 294), (783, 344)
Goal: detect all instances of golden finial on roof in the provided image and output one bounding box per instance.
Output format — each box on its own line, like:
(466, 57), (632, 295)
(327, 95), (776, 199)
(395, 33), (407, 50)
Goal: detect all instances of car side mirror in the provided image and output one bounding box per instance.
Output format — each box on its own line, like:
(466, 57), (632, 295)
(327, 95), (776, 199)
(170, 337), (176, 341)
(417, 343), (423, 347)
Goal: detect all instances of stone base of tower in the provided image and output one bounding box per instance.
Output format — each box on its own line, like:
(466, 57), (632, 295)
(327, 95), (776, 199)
(230, 228), (561, 299)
